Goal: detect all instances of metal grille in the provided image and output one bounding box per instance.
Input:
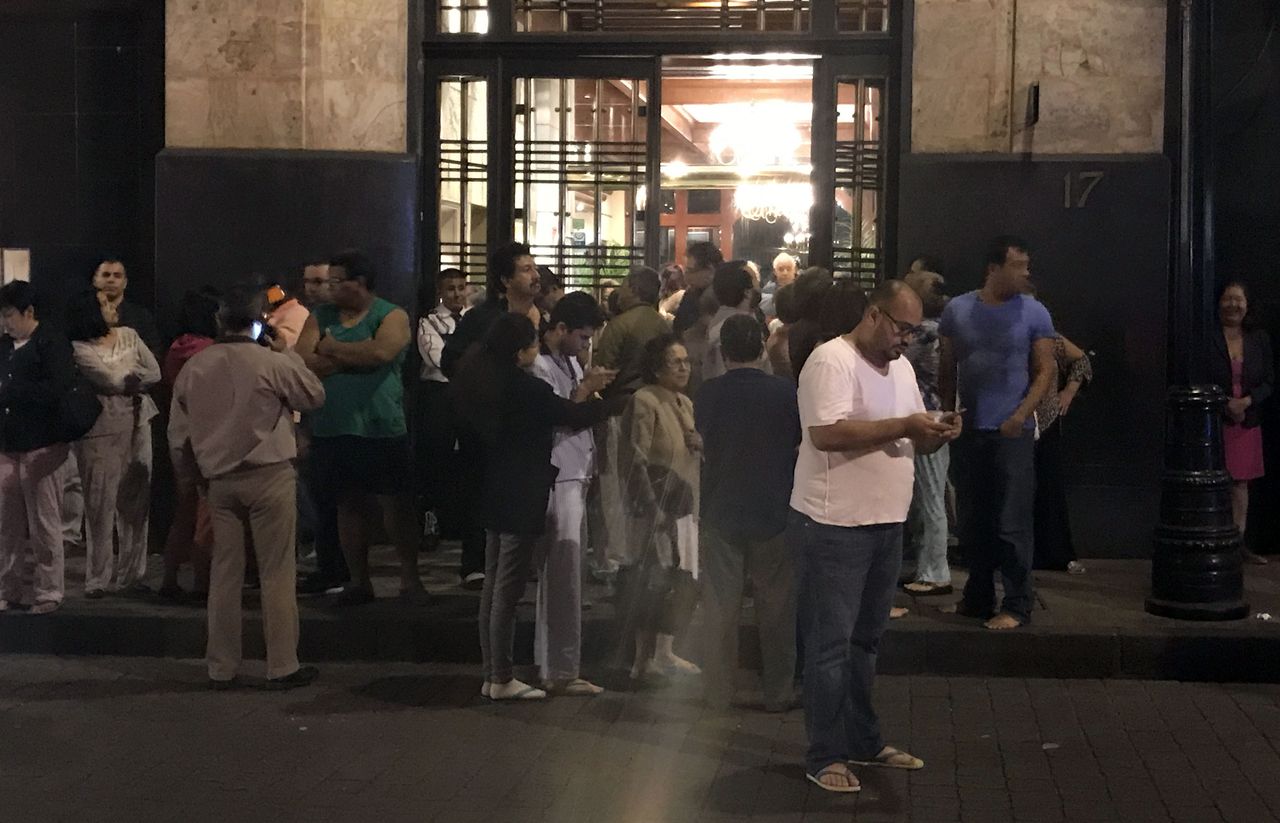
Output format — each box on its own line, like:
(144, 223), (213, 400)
(836, 0), (889, 32)
(831, 77), (884, 288)
(439, 78), (489, 283)
(513, 77), (647, 296)
(515, 0), (810, 33)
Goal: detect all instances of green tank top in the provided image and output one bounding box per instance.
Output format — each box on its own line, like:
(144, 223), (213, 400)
(310, 298), (407, 439)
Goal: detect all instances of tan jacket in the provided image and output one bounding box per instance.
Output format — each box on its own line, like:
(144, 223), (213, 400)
(168, 340), (325, 481)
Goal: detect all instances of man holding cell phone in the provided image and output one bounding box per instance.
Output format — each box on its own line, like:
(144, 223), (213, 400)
(790, 280), (960, 793)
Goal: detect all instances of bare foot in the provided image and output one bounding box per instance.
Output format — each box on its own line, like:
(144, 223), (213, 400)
(889, 607), (909, 619)
(983, 613), (1022, 630)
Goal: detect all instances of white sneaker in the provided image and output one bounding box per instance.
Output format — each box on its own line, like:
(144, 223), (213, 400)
(489, 678), (546, 700)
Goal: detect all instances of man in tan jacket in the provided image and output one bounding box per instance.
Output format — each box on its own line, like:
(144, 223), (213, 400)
(169, 285), (327, 690)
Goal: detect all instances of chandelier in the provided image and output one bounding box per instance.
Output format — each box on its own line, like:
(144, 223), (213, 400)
(734, 182), (812, 234)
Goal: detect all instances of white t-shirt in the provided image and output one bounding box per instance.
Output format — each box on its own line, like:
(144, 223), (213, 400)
(532, 352), (594, 482)
(790, 336), (925, 527)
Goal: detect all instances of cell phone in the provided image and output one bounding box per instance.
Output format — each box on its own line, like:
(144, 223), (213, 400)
(249, 320), (264, 341)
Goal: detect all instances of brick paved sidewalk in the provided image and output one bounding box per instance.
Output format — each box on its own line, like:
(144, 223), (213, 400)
(2, 656), (1279, 822)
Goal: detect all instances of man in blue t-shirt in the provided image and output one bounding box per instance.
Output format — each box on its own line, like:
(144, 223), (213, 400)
(939, 236), (1056, 629)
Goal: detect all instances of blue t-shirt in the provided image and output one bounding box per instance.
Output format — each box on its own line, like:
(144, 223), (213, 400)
(938, 291), (1055, 432)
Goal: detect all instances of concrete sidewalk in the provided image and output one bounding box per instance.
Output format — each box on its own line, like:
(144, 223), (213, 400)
(2, 546), (1279, 681)
(4, 655), (1280, 822)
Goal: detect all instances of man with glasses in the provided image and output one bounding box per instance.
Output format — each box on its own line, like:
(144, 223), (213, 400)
(938, 236), (1056, 631)
(790, 280), (959, 792)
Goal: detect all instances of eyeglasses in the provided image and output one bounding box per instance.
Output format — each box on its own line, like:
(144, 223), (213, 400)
(665, 357), (691, 370)
(881, 308), (925, 340)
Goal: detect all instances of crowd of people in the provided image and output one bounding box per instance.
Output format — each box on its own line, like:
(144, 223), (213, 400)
(0, 235), (1271, 787)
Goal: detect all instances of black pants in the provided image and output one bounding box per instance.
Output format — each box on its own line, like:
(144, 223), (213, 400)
(954, 429), (1037, 623)
(411, 381), (459, 515)
(1032, 424), (1076, 570)
(453, 428), (488, 579)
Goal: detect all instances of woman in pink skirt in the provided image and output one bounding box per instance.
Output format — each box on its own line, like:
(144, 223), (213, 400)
(1211, 281), (1273, 564)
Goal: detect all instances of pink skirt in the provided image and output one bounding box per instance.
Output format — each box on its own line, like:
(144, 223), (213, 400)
(1224, 422), (1265, 481)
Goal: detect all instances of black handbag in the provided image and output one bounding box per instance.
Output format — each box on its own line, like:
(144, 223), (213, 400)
(60, 375), (103, 441)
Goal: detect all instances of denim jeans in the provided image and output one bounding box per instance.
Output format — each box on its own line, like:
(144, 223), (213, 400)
(907, 444), (951, 585)
(953, 430), (1036, 623)
(790, 511), (902, 774)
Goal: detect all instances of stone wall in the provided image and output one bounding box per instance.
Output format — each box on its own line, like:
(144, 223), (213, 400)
(912, 0), (1167, 154)
(165, 0), (408, 152)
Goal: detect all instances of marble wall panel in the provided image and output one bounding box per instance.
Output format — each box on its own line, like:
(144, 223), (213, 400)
(165, 0), (407, 152)
(912, 0), (1166, 155)
(1012, 0), (1165, 153)
(912, 0), (1015, 153)
(207, 77), (304, 148)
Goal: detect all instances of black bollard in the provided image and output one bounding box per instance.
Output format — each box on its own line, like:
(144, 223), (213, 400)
(1146, 385), (1248, 620)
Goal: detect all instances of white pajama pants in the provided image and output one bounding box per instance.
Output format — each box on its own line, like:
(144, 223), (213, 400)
(534, 480), (587, 683)
(76, 424), (153, 592)
(60, 450), (85, 549)
(0, 443), (70, 606)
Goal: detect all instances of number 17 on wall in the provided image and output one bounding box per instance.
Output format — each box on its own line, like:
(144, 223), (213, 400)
(1064, 171), (1105, 209)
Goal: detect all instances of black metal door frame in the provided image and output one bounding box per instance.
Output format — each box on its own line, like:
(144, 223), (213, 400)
(422, 2), (903, 282)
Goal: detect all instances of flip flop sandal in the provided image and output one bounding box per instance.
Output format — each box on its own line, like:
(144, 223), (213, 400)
(902, 582), (953, 596)
(850, 746), (924, 770)
(490, 680), (547, 701)
(806, 765), (861, 793)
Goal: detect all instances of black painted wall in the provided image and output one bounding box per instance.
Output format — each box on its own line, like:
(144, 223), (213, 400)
(897, 155), (1171, 560)
(154, 149), (420, 319)
(1213, 2), (1280, 553)
(0, 0), (163, 314)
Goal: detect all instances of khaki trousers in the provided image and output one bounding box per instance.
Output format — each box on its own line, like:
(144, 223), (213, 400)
(76, 424), (153, 592)
(206, 462), (300, 681)
(0, 443), (70, 606)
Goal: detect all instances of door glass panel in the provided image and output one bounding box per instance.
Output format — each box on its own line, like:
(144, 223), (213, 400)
(514, 77), (647, 296)
(836, 0), (889, 32)
(516, 0), (809, 33)
(439, 0), (490, 33)
(439, 77), (489, 284)
(832, 77), (884, 287)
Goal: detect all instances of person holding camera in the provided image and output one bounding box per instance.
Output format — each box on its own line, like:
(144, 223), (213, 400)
(169, 285), (326, 690)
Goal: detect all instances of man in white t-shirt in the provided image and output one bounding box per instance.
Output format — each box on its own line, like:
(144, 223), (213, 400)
(790, 280), (961, 793)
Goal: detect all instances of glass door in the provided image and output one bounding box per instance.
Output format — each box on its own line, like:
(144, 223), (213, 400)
(508, 59), (659, 297)
(811, 55), (890, 286)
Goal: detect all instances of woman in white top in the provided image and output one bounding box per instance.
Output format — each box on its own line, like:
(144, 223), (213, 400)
(65, 291), (160, 598)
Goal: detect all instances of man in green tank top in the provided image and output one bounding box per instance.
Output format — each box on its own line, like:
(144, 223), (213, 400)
(296, 250), (426, 606)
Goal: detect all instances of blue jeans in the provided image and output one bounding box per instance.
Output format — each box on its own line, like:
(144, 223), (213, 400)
(790, 511), (902, 774)
(953, 430), (1036, 623)
(907, 444), (951, 585)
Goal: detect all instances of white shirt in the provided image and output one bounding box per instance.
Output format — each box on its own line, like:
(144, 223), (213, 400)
(790, 336), (924, 527)
(417, 304), (465, 383)
(532, 351), (594, 482)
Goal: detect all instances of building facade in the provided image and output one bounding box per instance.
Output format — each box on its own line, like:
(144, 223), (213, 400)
(5, 0), (1277, 557)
